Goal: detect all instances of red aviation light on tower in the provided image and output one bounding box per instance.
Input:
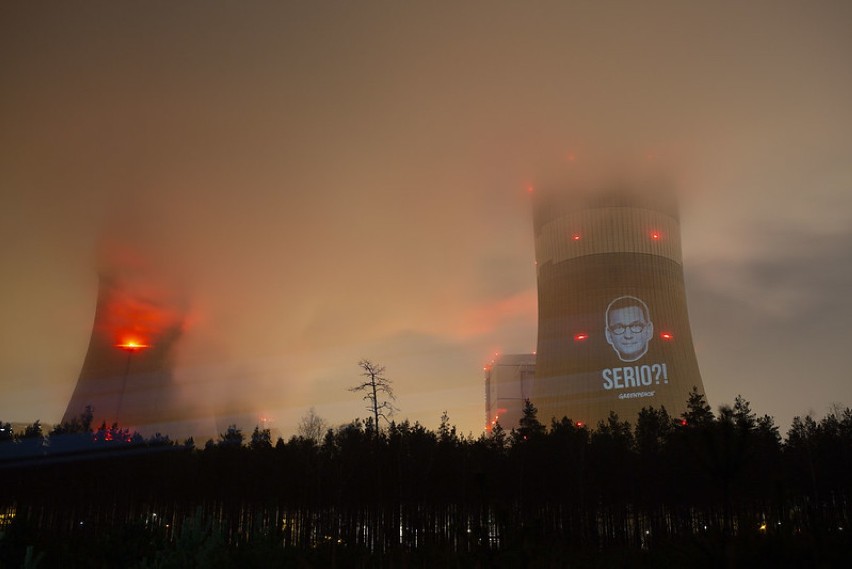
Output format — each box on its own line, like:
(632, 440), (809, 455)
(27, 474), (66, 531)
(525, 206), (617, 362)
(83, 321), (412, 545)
(103, 280), (182, 356)
(116, 340), (150, 352)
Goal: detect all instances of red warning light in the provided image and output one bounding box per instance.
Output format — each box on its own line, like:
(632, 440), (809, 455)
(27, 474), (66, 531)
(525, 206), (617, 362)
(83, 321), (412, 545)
(660, 332), (674, 341)
(571, 233), (582, 241)
(576, 421), (584, 428)
(650, 231), (661, 240)
(526, 185), (534, 194)
(574, 333), (589, 342)
(680, 419), (688, 426)
(116, 340), (150, 352)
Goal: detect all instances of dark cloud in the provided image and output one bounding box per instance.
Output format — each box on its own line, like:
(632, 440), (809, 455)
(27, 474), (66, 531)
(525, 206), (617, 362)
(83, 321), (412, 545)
(687, 227), (852, 428)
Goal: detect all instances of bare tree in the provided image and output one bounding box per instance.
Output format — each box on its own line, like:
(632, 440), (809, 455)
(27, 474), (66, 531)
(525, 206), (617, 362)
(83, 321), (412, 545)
(350, 359), (396, 431)
(296, 407), (328, 443)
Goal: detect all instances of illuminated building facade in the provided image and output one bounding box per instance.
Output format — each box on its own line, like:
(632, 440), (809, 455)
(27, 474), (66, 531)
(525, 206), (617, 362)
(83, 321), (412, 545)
(62, 274), (184, 433)
(532, 186), (705, 427)
(484, 353), (536, 431)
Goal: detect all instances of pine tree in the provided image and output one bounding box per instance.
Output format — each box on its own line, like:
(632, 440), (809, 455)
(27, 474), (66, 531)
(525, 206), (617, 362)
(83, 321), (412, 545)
(514, 399), (545, 443)
(682, 386), (714, 426)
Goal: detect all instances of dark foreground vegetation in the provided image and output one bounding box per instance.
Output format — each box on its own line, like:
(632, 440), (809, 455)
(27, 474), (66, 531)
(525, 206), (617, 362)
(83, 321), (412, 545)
(1, 391), (851, 568)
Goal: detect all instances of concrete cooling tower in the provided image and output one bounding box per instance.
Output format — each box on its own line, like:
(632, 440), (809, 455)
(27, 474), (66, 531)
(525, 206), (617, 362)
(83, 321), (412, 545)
(62, 274), (184, 433)
(532, 184), (705, 427)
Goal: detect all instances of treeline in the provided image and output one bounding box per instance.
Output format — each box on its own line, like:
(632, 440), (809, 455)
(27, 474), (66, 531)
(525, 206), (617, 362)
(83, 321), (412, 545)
(1, 392), (851, 567)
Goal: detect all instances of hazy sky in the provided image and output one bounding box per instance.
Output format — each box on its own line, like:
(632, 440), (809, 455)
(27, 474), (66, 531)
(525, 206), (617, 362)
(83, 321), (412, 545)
(2, 1), (851, 438)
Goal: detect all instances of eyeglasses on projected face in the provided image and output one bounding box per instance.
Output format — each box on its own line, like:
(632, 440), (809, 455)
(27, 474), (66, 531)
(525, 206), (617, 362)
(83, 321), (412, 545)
(608, 322), (646, 335)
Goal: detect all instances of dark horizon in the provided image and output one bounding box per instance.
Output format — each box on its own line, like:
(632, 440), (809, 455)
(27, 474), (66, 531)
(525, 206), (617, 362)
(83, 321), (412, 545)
(2, 391), (851, 567)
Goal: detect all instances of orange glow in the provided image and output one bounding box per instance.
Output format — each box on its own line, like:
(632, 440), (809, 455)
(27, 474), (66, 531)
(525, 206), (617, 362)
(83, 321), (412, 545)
(566, 152), (576, 162)
(650, 231), (661, 240)
(574, 332), (588, 342)
(526, 185), (534, 193)
(660, 332), (674, 341)
(116, 340), (150, 352)
(97, 276), (184, 357)
(576, 421), (584, 428)
(571, 233), (582, 241)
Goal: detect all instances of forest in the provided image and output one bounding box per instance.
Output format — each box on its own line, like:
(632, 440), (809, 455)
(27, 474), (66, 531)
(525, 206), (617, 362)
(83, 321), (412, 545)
(1, 390), (851, 568)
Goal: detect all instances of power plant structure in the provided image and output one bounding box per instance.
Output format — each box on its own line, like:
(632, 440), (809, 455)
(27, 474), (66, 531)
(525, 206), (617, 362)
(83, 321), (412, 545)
(62, 274), (185, 433)
(530, 183), (705, 427)
(484, 353), (536, 432)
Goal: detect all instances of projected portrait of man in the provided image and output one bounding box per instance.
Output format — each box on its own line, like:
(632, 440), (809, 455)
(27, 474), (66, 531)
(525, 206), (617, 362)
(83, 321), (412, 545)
(605, 296), (654, 362)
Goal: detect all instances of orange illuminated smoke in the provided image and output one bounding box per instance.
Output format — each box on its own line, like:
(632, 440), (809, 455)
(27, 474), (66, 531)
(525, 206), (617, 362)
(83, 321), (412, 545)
(573, 333), (589, 342)
(660, 332), (674, 341)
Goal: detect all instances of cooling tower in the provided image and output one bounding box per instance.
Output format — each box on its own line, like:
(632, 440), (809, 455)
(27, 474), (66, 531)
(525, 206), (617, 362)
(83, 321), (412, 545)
(61, 274), (184, 433)
(532, 184), (705, 427)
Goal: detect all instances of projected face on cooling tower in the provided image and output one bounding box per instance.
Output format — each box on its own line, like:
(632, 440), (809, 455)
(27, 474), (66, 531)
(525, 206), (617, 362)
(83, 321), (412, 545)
(532, 189), (705, 427)
(605, 296), (653, 362)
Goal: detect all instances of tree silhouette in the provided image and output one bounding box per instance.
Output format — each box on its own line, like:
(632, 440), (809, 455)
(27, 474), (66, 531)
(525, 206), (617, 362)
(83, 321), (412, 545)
(50, 405), (94, 436)
(0, 420), (13, 442)
(0, 393), (850, 565)
(489, 421), (508, 452)
(634, 405), (672, 456)
(349, 359), (396, 432)
(438, 410), (457, 445)
(513, 399), (545, 443)
(20, 420), (43, 439)
(249, 425), (272, 450)
(682, 386), (714, 425)
(296, 407), (328, 443)
(218, 424), (244, 448)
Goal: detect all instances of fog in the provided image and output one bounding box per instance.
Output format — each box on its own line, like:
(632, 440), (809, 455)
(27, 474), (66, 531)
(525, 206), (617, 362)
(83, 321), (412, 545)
(2, 1), (851, 438)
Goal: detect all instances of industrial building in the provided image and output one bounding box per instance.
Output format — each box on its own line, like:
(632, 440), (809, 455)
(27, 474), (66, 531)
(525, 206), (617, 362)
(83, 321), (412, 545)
(484, 353), (536, 431)
(486, 180), (706, 430)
